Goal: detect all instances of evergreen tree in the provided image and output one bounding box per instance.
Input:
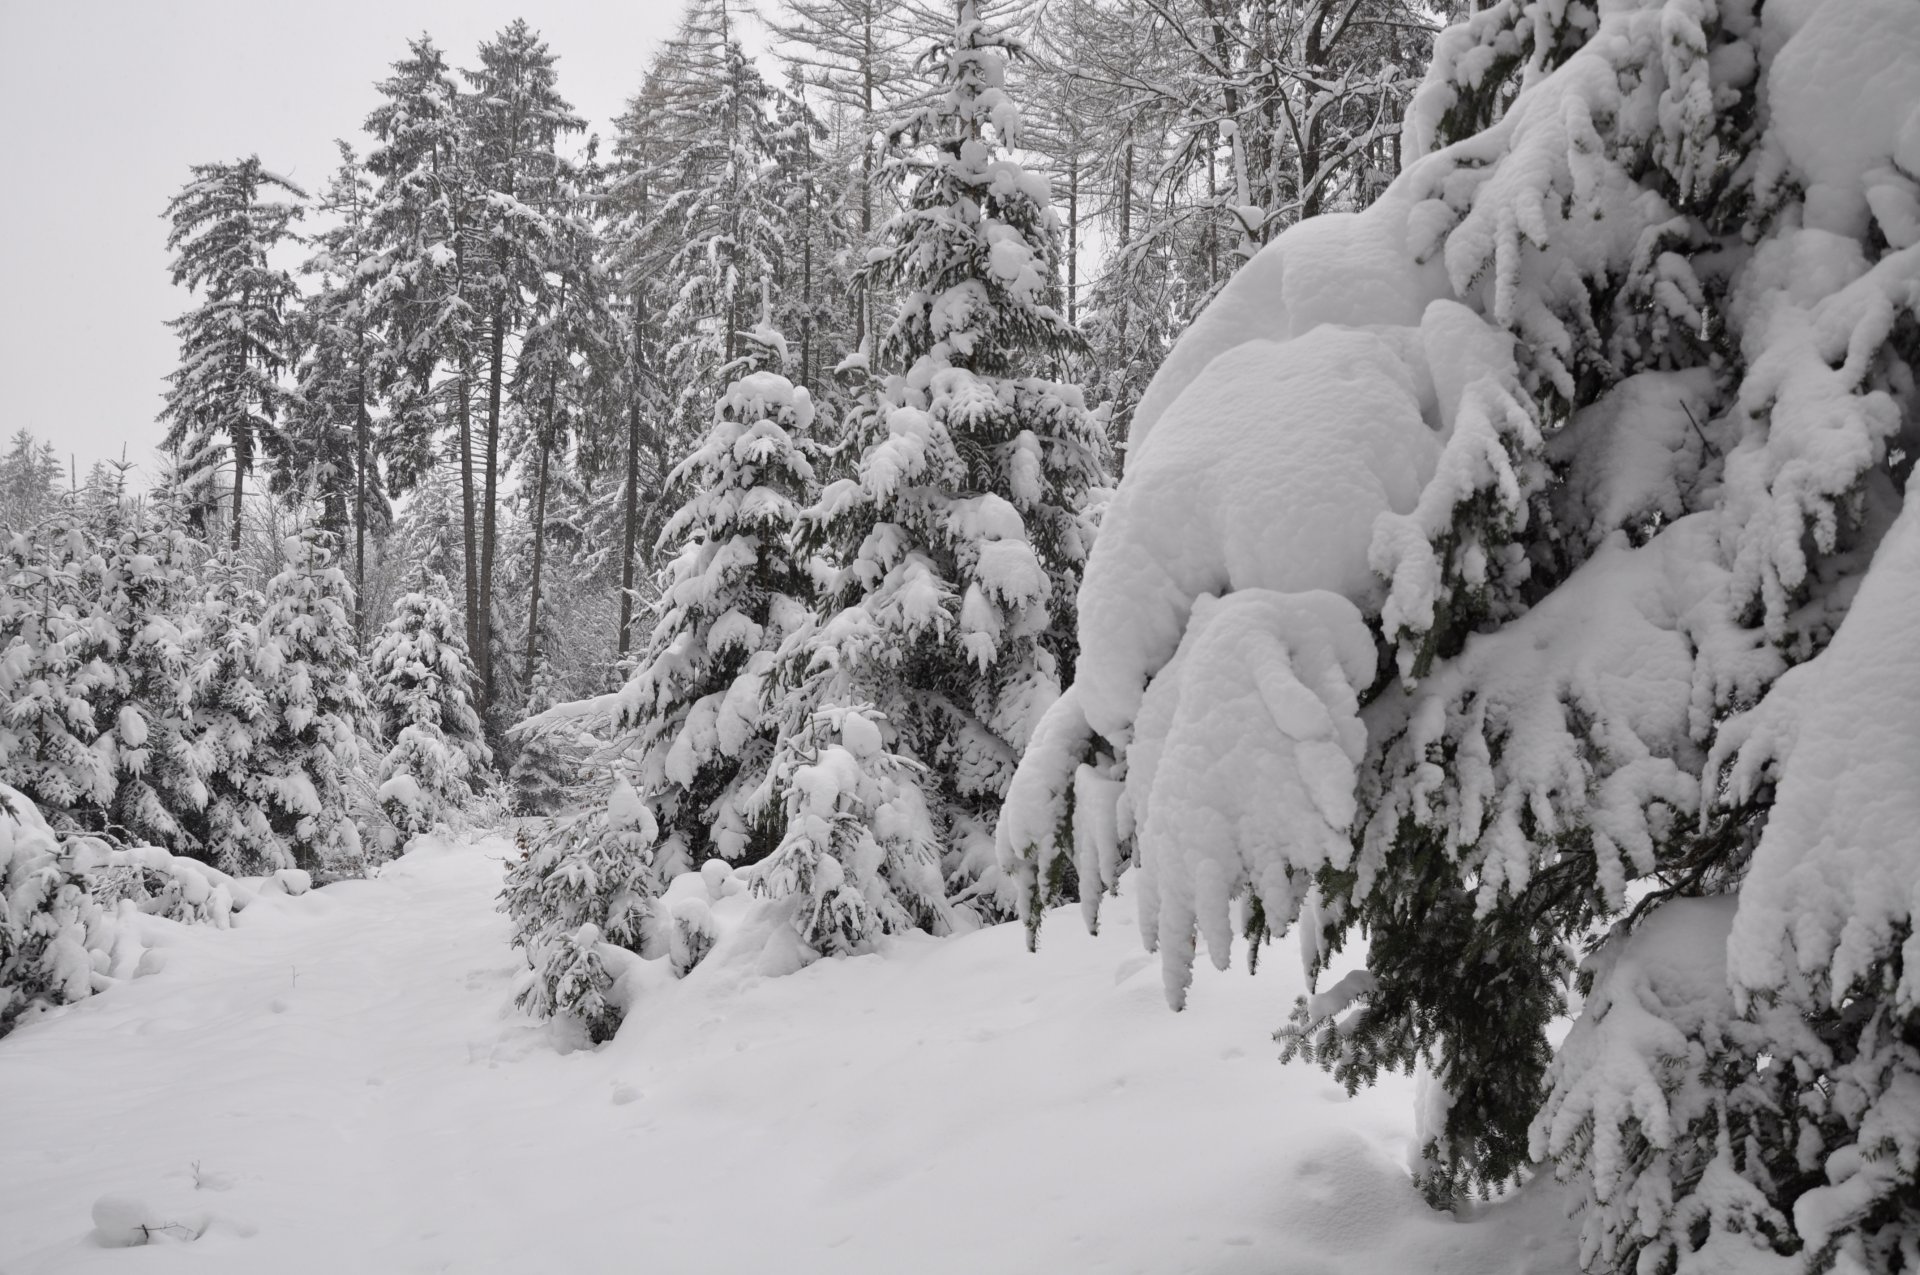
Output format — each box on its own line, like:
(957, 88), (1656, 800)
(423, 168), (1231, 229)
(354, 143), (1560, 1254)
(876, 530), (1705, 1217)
(607, 311), (821, 868)
(799, 0), (1109, 919)
(0, 430), (64, 531)
(0, 527), (119, 824)
(283, 142), (389, 616)
(500, 776), (663, 1042)
(158, 157), (305, 548)
(770, 0), (934, 351)
(507, 655), (580, 816)
(365, 35), (484, 655)
(94, 517), (207, 853)
(1003, 0), (1920, 1263)
(651, 1), (796, 422)
(250, 532), (368, 875)
(367, 581), (489, 852)
(463, 20), (587, 711)
(183, 554), (281, 875)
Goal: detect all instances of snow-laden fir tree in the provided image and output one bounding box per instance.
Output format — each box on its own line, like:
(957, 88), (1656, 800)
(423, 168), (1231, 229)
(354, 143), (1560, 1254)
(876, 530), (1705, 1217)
(508, 655), (580, 816)
(0, 430), (64, 531)
(499, 775), (662, 1043)
(797, 0), (1108, 926)
(462, 20), (588, 710)
(367, 580), (489, 854)
(363, 35), (485, 650)
(248, 532), (368, 875)
(158, 157), (305, 548)
(501, 306), (831, 1031)
(183, 555), (282, 875)
(93, 517), (207, 854)
(1002, 0), (1920, 1263)
(0, 527), (121, 824)
(282, 141), (389, 610)
(603, 307), (821, 868)
(650, 0), (796, 422)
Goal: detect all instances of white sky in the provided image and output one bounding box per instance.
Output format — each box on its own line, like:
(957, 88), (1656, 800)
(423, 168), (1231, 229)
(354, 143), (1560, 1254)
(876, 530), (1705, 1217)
(0, 0), (690, 483)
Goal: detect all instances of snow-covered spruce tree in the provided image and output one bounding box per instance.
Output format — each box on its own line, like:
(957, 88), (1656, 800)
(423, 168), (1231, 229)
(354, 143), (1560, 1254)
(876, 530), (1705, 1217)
(158, 157), (304, 549)
(508, 655), (580, 816)
(282, 141), (389, 609)
(0, 430), (64, 531)
(93, 517), (207, 854)
(499, 776), (662, 1043)
(794, 0), (1108, 930)
(0, 527), (120, 825)
(1002, 0), (1920, 1258)
(650, 0), (795, 424)
(183, 555), (282, 875)
(601, 311), (820, 868)
(367, 581), (489, 854)
(500, 310), (827, 1031)
(250, 532), (368, 875)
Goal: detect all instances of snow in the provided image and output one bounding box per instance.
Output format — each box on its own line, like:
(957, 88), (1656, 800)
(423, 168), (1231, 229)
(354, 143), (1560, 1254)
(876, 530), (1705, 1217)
(0, 836), (1575, 1274)
(1076, 325), (1437, 746)
(1725, 492), (1920, 1011)
(1764, 0), (1920, 239)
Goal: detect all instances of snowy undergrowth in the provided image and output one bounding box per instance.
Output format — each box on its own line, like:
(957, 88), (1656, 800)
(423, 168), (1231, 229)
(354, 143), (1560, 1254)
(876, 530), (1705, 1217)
(0, 836), (1577, 1274)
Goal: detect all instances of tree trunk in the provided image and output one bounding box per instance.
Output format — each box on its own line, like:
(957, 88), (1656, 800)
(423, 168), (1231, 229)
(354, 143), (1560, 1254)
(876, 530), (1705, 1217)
(524, 408), (553, 677)
(228, 448), (245, 553)
(354, 360), (369, 642)
(617, 293), (645, 659)
(457, 364), (479, 658)
(478, 304), (505, 707)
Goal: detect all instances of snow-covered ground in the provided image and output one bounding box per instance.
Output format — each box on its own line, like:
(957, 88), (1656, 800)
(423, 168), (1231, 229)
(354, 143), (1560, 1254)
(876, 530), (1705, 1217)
(0, 835), (1574, 1274)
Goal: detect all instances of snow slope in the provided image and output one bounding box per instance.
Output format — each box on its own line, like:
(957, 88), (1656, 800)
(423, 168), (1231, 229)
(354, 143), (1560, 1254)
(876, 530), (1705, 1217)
(0, 836), (1574, 1274)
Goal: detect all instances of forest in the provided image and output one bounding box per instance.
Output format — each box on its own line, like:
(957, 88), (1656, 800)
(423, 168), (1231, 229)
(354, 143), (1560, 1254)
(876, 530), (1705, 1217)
(5, 0), (1920, 1272)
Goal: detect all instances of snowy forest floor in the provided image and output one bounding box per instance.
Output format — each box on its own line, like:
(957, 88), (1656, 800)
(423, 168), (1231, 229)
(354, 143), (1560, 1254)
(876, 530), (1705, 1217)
(1, 834), (1576, 1274)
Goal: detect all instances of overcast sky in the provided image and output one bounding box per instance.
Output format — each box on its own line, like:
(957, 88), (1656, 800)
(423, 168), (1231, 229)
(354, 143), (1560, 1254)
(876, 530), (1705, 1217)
(0, 0), (691, 483)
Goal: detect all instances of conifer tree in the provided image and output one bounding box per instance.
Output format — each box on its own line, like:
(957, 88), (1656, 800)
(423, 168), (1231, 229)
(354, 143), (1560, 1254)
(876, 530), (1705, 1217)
(507, 655), (579, 816)
(651, 1), (796, 421)
(367, 581), (489, 851)
(501, 776), (663, 1042)
(251, 532), (368, 874)
(183, 555), (282, 875)
(1002, 1), (1920, 1262)
(0, 527), (119, 824)
(799, 0), (1109, 917)
(283, 142), (388, 613)
(607, 308), (821, 868)
(365, 36), (483, 650)
(0, 431), (64, 531)
(463, 20), (587, 710)
(95, 517), (207, 853)
(158, 157), (305, 548)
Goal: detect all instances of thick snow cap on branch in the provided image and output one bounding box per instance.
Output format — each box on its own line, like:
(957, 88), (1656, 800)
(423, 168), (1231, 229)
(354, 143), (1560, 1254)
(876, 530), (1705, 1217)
(1130, 590), (1376, 1010)
(1724, 493), (1920, 1012)
(1076, 324), (1441, 748)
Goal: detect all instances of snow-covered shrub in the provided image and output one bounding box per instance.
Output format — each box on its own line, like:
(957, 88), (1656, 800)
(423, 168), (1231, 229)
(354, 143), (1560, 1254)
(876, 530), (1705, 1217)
(367, 582), (489, 853)
(0, 783), (250, 1038)
(796, 0), (1109, 921)
(1003, 0), (1920, 1242)
(500, 777), (663, 1043)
